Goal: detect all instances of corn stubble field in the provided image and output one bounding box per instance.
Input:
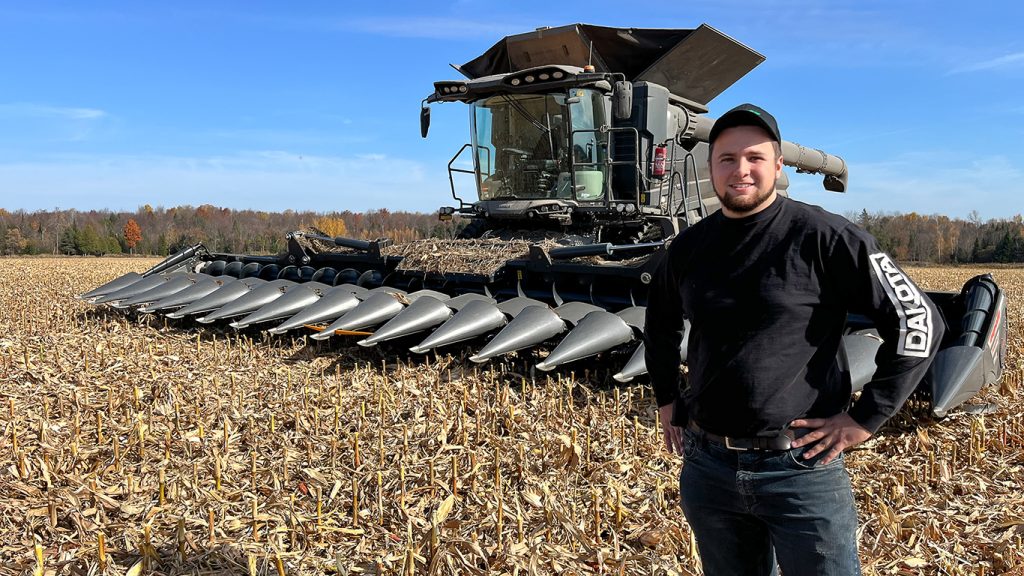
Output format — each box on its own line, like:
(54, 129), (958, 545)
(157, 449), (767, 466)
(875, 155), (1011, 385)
(1, 257), (1022, 576)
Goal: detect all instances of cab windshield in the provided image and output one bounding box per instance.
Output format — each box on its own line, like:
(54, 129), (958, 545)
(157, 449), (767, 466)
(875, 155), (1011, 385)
(471, 89), (608, 202)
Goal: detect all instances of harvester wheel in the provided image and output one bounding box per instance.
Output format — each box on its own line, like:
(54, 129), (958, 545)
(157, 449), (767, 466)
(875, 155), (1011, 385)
(456, 219), (491, 240)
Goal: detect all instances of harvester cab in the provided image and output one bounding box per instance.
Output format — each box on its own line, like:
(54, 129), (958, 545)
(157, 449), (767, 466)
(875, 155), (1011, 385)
(422, 23), (849, 242)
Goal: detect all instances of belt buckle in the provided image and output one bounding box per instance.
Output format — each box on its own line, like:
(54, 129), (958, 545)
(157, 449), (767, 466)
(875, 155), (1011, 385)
(723, 436), (749, 451)
(774, 430), (795, 451)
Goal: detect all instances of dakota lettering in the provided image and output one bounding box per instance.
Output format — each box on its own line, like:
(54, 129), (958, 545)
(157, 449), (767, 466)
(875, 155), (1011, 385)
(905, 331), (928, 352)
(906, 308), (929, 332)
(894, 283), (920, 305)
(868, 253), (933, 358)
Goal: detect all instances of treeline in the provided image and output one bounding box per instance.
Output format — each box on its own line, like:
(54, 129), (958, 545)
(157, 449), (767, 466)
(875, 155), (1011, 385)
(854, 210), (1024, 264)
(0, 204), (460, 256)
(1, 205), (1023, 263)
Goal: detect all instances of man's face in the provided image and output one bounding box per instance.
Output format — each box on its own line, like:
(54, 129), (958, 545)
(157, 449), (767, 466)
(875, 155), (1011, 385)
(709, 125), (783, 218)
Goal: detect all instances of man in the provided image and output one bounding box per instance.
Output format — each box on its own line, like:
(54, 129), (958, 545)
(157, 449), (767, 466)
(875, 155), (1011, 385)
(643, 104), (943, 575)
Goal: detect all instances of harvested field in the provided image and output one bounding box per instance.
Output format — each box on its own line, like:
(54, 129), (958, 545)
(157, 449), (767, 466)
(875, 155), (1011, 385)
(0, 257), (1022, 575)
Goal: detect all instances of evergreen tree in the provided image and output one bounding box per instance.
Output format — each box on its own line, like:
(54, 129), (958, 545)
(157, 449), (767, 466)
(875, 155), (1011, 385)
(856, 209), (871, 229)
(105, 235), (122, 254)
(78, 225), (102, 256)
(155, 233), (169, 256)
(58, 225), (80, 255)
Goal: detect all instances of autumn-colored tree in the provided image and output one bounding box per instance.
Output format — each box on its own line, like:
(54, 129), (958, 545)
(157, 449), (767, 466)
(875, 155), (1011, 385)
(311, 216), (348, 238)
(123, 218), (142, 254)
(4, 227), (27, 255)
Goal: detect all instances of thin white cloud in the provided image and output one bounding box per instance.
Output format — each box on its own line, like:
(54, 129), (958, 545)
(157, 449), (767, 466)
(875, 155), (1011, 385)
(654, 2), (935, 70)
(790, 152), (1024, 220)
(0, 151), (448, 213)
(0, 103), (107, 120)
(203, 127), (369, 148)
(949, 52), (1024, 74)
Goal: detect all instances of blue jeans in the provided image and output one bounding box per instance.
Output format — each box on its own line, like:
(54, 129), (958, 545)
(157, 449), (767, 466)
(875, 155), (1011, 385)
(679, 428), (861, 576)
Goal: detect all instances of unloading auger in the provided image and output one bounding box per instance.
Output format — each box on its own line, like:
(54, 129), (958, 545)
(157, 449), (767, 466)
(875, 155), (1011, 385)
(81, 24), (1007, 418)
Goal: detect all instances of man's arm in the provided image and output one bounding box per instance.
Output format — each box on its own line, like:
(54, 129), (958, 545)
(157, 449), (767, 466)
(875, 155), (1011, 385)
(644, 247), (686, 455)
(793, 226), (944, 463)
(843, 233), (945, 432)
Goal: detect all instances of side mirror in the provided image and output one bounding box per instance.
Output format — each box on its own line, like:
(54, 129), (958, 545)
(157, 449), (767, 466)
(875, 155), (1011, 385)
(613, 81), (632, 121)
(420, 104), (431, 138)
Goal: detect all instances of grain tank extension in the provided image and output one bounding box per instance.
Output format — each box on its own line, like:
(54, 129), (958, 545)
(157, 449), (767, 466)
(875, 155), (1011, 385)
(81, 24), (1006, 418)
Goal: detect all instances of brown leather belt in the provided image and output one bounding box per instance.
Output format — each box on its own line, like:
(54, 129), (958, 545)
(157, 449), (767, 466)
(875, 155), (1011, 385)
(687, 421), (795, 451)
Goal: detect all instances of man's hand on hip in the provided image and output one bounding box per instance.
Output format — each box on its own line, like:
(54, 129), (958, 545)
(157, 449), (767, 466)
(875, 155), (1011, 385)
(659, 402), (684, 456)
(789, 413), (872, 465)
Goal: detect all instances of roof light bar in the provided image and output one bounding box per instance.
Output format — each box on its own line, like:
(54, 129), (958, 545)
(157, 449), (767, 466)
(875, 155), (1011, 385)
(505, 67), (575, 88)
(434, 81), (469, 98)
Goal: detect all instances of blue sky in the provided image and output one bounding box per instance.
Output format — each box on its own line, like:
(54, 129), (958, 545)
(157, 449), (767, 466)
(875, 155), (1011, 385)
(1, 1), (1022, 219)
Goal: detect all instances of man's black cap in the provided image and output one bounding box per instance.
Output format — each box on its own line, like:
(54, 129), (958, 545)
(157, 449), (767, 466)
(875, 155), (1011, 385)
(708, 103), (781, 145)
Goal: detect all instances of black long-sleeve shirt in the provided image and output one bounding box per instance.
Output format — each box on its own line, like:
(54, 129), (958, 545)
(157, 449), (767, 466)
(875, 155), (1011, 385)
(644, 195), (944, 436)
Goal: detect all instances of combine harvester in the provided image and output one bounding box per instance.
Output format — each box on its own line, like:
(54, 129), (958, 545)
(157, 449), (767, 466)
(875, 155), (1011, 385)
(81, 24), (1007, 418)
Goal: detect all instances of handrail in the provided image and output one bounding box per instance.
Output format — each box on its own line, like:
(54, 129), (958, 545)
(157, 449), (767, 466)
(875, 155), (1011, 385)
(446, 143), (474, 210)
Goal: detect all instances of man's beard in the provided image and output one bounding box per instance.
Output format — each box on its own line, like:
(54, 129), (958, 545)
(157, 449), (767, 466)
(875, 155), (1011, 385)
(715, 176), (777, 215)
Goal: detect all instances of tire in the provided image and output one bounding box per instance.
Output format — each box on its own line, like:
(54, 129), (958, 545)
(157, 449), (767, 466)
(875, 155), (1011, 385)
(456, 218), (490, 240)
